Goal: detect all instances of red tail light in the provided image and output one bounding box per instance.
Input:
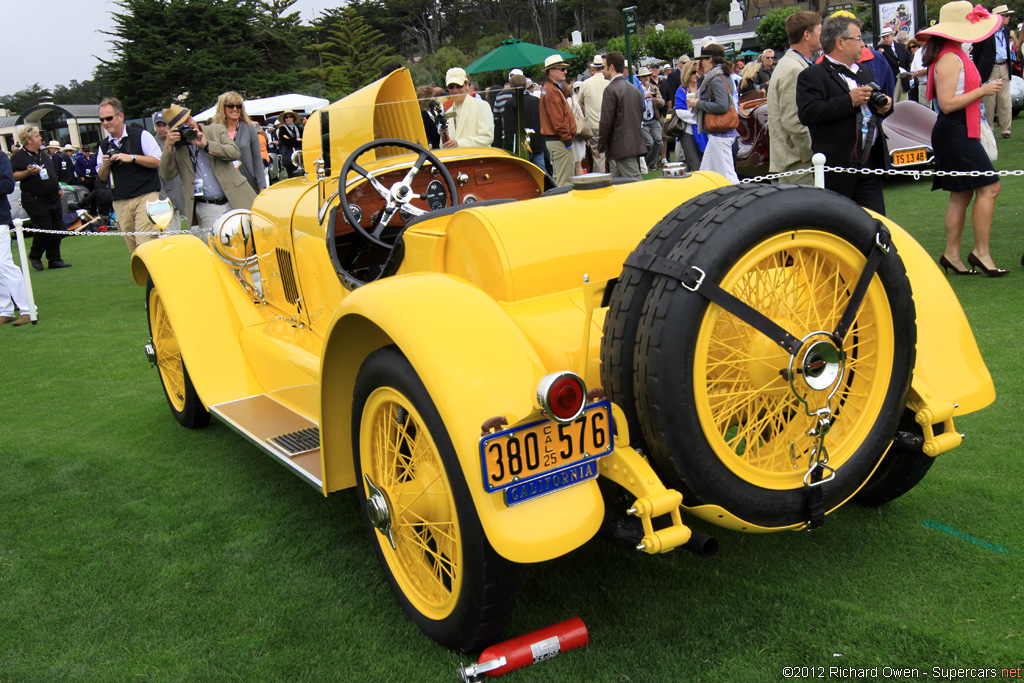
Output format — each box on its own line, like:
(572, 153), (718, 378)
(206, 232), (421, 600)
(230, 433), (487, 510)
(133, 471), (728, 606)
(537, 372), (586, 423)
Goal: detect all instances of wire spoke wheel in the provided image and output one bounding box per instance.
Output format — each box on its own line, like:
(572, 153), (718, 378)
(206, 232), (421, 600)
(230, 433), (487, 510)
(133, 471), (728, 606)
(361, 386), (462, 620)
(353, 347), (515, 651)
(149, 286), (187, 412)
(629, 186), (916, 528)
(145, 280), (210, 429)
(694, 231), (895, 489)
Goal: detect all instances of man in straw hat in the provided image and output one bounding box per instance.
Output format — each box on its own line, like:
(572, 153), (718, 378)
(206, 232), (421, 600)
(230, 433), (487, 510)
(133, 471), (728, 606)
(538, 54), (577, 186)
(879, 26), (913, 102)
(95, 97), (163, 253)
(972, 4), (1014, 137)
(159, 104), (256, 241)
(797, 13), (893, 215)
(442, 67), (494, 149)
(636, 66), (665, 170)
(577, 54), (609, 172)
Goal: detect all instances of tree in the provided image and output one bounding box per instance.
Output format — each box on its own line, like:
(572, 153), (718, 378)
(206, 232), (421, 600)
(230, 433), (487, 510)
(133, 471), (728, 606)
(755, 7), (802, 53)
(643, 28), (694, 62)
(98, 0), (308, 116)
(316, 6), (398, 100)
(0, 84), (52, 114)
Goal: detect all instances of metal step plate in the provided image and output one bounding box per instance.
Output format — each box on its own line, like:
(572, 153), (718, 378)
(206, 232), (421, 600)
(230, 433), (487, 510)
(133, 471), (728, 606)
(210, 395), (322, 489)
(270, 427), (320, 456)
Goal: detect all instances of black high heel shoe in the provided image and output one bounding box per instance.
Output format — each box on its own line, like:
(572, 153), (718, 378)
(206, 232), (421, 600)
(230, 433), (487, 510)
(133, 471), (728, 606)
(939, 255), (975, 276)
(967, 252), (1008, 277)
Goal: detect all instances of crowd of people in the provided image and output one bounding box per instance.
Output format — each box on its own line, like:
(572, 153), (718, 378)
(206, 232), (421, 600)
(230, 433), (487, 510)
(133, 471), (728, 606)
(2, 0), (1021, 329)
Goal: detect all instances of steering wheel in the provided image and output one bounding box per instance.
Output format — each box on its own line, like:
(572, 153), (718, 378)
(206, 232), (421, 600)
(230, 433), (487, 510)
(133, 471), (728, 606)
(339, 138), (459, 249)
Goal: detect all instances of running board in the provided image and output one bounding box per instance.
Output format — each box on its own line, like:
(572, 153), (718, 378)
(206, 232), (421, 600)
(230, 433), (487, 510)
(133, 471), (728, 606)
(209, 395), (322, 490)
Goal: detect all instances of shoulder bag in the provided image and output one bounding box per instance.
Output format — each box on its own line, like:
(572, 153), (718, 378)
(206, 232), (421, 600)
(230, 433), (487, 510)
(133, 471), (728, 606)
(703, 74), (739, 133)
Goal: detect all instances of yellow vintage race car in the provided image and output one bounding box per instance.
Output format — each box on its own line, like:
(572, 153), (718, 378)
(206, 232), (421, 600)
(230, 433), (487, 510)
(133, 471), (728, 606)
(131, 70), (994, 651)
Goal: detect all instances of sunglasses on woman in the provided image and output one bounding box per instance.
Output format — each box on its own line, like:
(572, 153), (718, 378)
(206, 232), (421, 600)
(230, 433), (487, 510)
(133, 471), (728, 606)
(225, 103), (243, 110)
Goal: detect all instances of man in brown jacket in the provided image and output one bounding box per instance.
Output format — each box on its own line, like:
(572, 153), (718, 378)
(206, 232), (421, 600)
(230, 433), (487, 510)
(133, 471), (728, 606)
(539, 54), (577, 186)
(598, 51), (646, 179)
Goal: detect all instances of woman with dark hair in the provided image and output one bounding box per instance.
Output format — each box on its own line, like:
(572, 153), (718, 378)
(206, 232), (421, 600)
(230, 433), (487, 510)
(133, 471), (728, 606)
(691, 44), (739, 183)
(920, 1), (1006, 276)
(416, 85), (443, 149)
(213, 91), (266, 194)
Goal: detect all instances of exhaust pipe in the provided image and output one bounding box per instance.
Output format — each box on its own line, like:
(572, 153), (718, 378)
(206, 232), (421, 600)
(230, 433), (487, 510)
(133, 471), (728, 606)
(682, 529), (719, 559)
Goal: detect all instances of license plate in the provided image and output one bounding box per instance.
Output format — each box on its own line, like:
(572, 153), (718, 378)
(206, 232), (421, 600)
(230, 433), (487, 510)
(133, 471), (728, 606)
(479, 401), (614, 499)
(893, 147), (929, 166)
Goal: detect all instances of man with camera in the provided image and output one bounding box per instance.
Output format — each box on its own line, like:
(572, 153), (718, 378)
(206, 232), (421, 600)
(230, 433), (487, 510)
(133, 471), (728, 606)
(159, 104), (256, 240)
(95, 97), (163, 253)
(797, 14), (892, 215)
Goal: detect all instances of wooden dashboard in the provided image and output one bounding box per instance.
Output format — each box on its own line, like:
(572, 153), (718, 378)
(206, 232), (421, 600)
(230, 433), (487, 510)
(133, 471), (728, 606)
(338, 156), (545, 235)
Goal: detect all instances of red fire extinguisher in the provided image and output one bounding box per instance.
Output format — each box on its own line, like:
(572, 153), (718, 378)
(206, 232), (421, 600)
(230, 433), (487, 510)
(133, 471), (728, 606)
(457, 617), (589, 681)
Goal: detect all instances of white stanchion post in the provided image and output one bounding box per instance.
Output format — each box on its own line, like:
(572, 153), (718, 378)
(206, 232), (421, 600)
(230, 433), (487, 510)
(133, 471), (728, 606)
(812, 153), (826, 189)
(12, 219), (38, 324)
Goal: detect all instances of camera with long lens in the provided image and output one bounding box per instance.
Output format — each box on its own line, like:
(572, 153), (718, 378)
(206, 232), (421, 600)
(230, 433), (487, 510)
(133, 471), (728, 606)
(865, 82), (889, 110)
(175, 124), (198, 146)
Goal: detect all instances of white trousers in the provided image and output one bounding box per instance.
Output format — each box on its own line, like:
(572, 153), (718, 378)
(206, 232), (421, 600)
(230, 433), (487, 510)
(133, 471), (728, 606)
(0, 225), (34, 316)
(700, 135), (739, 184)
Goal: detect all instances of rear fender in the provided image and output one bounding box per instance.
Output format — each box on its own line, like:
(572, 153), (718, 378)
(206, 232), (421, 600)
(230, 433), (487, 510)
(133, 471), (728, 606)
(131, 236), (262, 406)
(883, 219), (996, 416)
(319, 273), (605, 564)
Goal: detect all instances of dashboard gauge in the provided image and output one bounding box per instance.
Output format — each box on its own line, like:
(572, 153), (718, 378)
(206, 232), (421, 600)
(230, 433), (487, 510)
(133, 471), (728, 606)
(349, 204), (363, 224)
(400, 207), (414, 222)
(425, 180), (448, 210)
(462, 194), (479, 203)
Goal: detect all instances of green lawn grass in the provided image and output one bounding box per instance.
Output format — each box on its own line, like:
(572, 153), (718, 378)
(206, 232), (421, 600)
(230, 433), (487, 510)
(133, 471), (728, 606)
(1, 138), (1022, 682)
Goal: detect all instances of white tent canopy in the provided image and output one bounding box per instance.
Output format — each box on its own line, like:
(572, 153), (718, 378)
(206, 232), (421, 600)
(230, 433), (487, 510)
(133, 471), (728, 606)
(193, 93), (329, 124)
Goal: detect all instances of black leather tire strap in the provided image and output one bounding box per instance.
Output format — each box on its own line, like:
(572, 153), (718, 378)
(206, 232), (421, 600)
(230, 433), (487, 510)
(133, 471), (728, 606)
(832, 223), (892, 344)
(625, 251), (802, 355)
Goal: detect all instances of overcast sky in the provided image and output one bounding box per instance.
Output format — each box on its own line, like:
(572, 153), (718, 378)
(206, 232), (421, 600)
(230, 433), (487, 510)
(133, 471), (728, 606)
(2, 0), (341, 98)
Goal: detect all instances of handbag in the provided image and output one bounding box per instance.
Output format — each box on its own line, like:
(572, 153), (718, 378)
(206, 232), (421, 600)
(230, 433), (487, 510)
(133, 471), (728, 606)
(663, 112), (686, 138)
(979, 119), (998, 162)
(574, 111), (593, 140)
(703, 75), (739, 133)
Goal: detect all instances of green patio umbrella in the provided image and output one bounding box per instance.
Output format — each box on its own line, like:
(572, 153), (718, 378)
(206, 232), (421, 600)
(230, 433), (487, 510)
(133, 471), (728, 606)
(738, 50), (761, 59)
(465, 39), (577, 74)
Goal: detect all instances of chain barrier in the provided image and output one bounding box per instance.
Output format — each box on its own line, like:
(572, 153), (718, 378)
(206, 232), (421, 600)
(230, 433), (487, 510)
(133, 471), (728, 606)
(742, 166), (1024, 184)
(12, 165), (1024, 236)
(11, 226), (192, 237)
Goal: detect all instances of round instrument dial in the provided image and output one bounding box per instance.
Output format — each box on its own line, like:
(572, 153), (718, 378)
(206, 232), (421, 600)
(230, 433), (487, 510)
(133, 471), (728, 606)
(425, 180), (448, 211)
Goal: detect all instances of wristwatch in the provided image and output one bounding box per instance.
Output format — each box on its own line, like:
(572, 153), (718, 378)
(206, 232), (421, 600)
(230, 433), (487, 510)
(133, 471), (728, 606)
(131, 154), (137, 163)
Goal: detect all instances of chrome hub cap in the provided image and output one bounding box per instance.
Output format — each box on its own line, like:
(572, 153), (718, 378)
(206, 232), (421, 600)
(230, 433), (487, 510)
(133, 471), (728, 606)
(364, 473), (396, 549)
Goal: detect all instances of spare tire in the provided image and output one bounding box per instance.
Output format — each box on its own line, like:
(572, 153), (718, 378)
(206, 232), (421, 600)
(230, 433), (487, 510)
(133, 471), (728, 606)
(601, 184), (759, 452)
(630, 185), (916, 529)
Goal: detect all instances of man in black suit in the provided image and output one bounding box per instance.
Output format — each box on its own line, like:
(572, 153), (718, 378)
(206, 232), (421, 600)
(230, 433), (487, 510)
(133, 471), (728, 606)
(797, 14), (892, 215)
(878, 26), (912, 101)
(972, 4), (1014, 138)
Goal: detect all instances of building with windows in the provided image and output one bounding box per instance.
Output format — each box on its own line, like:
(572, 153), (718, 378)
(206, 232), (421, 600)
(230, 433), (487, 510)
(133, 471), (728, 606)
(0, 103), (104, 152)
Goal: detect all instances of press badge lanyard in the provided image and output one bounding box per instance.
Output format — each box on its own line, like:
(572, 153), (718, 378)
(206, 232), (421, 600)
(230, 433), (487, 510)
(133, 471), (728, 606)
(188, 143), (205, 196)
(27, 149), (49, 181)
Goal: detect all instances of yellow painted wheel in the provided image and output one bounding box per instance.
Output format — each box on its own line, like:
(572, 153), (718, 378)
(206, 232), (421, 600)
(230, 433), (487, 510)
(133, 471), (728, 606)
(149, 285), (187, 412)
(359, 385), (462, 621)
(693, 230), (895, 489)
(353, 347), (515, 651)
(146, 281), (210, 429)
(633, 186), (915, 528)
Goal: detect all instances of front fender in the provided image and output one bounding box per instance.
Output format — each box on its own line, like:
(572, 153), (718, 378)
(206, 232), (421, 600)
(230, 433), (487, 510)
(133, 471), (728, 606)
(319, 273), (605, 564)
(131, 236), (263, 406)
(883, 219), (996, 415)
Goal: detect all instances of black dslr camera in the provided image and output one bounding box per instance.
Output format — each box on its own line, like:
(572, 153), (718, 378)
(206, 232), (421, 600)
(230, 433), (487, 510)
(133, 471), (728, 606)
(175, 124), (199, 146)
(865, 82), (889, 110)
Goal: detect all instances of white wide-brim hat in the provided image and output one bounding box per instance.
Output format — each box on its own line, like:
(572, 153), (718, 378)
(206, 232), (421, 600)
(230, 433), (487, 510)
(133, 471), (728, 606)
(917, 0), (1001, 43)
